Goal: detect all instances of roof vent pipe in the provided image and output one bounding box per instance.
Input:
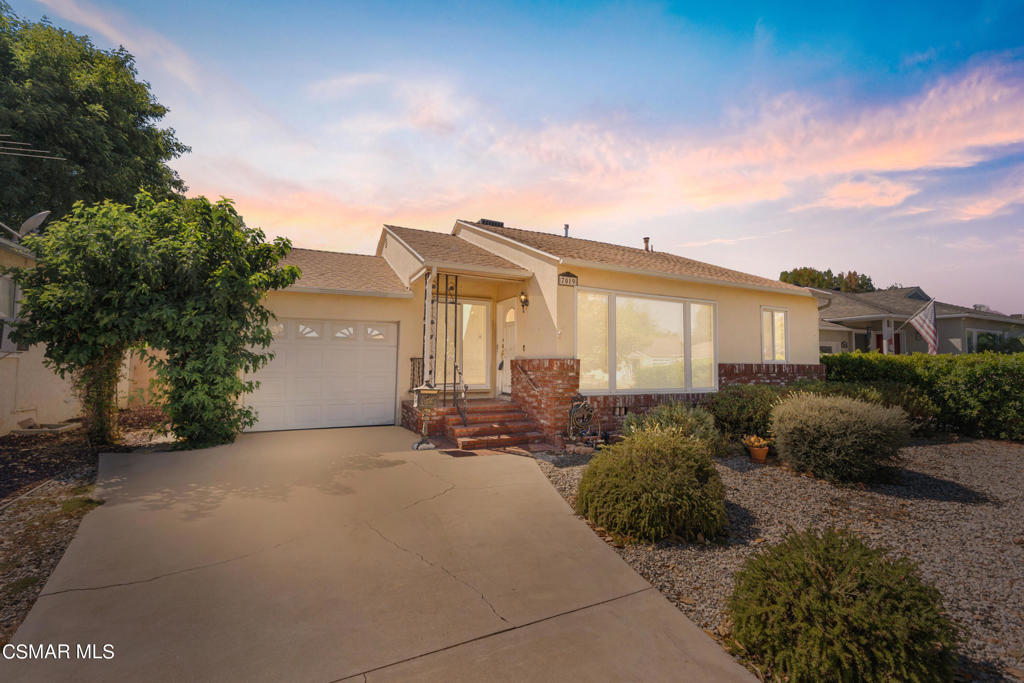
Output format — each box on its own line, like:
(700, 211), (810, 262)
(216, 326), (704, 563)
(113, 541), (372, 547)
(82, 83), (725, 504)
(564, 224), (569, 237)
(643, 236), (650, 251)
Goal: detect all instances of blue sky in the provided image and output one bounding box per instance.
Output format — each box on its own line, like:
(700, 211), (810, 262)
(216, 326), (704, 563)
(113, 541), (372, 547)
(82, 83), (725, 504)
(11, 0), (1024, 312)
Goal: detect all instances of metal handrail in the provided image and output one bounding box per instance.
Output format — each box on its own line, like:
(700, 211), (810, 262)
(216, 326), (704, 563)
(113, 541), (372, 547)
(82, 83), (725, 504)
(454, 363), (468, 426)
(513, 361), (539, 391)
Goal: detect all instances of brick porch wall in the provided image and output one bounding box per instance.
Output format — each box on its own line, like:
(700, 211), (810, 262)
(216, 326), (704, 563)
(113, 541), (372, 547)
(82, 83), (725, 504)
(400, 399), (447, 437)
(510, 359), (580, 441)
(508, 359), (824, 438)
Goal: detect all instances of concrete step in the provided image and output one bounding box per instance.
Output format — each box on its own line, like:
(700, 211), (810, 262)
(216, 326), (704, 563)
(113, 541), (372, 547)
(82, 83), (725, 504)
(456, 431), (546, 450)
(448, 420), (538, 439)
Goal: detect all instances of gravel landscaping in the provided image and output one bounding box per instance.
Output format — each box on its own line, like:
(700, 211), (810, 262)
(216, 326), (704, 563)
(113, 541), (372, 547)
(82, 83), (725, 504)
(0, 408), (169, 645)
(538, 438), (1024, 681)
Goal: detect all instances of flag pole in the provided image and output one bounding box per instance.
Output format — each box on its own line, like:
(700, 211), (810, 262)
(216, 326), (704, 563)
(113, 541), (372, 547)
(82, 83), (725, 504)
(894, 298), (935, 333)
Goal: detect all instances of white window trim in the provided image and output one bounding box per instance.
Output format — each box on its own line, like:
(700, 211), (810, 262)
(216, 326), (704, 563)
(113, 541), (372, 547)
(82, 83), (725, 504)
(574, 287), (719, 395)
(433, 297), (492, 390)
(761, 306), (790, 364)
(0, 276), (24, 354)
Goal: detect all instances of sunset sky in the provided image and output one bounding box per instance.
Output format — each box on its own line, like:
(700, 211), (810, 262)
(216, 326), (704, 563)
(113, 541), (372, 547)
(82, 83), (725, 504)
(11, 0), (1024, 313)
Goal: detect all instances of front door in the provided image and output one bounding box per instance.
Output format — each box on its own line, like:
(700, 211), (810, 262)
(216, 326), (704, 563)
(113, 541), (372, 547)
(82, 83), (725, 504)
(498, 298), (517, 394)
(875, 333), (902, 354)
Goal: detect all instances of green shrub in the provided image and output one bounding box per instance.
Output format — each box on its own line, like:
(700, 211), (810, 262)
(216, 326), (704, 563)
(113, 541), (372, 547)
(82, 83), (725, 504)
(706, 384), (786, 440)
(791, 380), (938, 433)
(822, 351), (1024, 440)
(771, 393), (911, 483)
(622, 403), (724, 456)
(575, 427), (726, 542)
(729, 528), (958, 682)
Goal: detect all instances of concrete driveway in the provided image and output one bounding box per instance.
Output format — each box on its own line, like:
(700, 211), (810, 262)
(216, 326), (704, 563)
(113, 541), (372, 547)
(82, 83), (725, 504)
(5, 427), (750, 682)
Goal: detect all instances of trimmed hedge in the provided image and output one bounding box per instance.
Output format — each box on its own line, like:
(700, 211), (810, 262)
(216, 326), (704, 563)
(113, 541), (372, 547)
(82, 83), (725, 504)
(575, 427), (727, 542)
(621, 403), (725, 456)
(729, 528), (958, 682)
(822, 351), (1024, 441)
(772, 393), (911, 483)
(707, 380), (934, 441)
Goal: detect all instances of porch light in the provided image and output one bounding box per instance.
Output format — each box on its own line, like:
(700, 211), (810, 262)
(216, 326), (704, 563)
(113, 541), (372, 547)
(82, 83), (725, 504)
(519, 291), (529, 312)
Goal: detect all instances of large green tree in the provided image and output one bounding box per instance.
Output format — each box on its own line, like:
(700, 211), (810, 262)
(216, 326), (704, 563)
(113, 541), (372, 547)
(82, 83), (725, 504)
(779, 266), (876, 293)
(0, 4), (188, 226)
(5, 194), (299, 446)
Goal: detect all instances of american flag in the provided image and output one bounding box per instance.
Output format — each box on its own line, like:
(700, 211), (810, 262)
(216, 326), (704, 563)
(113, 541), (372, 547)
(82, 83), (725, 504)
(907, 299), (938, 354)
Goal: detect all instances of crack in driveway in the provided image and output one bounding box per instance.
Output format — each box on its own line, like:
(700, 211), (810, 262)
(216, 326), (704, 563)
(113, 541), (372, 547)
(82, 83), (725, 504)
(37, 536), (306, 598)
(363, 520), (511, 626)
(401, 483), (455, 511)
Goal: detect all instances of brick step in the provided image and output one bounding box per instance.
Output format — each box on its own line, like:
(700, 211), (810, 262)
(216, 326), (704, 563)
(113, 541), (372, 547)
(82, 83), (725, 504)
(432, 401), (517, 415)
(444, 410), (527, 426)
(448, 420), (538, 439)
(456, 431), (545, 450)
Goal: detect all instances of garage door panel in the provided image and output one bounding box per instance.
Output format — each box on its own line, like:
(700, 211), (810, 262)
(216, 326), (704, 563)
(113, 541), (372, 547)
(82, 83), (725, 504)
(246, 317), (398, 431)
(254, 376), (287, 401)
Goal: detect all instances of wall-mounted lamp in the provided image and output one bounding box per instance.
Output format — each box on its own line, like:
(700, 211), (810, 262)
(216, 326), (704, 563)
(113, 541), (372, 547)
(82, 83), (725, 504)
(519, 291), (529, 312)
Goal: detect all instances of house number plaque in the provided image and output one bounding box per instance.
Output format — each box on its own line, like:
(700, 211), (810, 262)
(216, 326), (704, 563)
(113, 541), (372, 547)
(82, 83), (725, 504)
(558, 272), (578, 287)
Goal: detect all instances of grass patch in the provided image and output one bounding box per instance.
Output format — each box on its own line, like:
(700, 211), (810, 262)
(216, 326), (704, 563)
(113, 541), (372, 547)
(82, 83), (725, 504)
(5, 575), (42, 595)
(61, 497), (104, 515)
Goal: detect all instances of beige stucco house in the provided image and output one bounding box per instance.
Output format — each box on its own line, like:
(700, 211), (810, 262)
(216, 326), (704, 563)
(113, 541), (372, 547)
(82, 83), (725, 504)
(813, 286), (1024, 355)
(0, 237), (80, 435)
(251, 219), (823, 448)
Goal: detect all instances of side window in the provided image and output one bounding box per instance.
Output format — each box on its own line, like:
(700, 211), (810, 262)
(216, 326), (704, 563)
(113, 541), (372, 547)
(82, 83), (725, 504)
(761, 308), (788, 362)
(0, 276), (14, 319)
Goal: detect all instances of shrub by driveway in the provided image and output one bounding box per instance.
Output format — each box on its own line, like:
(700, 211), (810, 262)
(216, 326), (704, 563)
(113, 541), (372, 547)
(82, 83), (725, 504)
(538, 438), (1024, 680)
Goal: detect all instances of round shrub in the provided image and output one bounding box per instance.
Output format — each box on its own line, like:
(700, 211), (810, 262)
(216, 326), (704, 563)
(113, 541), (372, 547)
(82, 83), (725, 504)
(706, 383), (785, 441)
(771, 393), (911, 483)
(575, 427), (726, 542)
(621, 402), (724, 456)
(728, 528), (958, 682)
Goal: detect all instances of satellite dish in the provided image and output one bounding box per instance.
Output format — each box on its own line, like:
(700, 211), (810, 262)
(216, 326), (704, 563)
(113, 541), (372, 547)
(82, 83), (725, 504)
(19, 211), (50, 236)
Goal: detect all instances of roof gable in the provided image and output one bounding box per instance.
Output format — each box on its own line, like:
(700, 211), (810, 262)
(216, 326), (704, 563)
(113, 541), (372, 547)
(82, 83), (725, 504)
(383, 225), (527, 274)
(457, 220), (809, 295)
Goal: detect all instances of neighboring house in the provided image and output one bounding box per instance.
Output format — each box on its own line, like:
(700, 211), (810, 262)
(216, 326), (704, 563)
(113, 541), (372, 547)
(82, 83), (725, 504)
(0, 237), (80, 435)
(248, 219), (823, 446)
(813, 286), (1024, 355)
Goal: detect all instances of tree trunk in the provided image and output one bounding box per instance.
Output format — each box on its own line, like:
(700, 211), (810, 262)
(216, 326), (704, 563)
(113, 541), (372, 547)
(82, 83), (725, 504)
(75, 347), (124, 444)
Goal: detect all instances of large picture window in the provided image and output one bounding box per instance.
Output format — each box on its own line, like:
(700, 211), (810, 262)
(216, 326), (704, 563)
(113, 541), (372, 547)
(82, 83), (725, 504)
(761, 308), (788, 362)
(577, 290), (716, 392)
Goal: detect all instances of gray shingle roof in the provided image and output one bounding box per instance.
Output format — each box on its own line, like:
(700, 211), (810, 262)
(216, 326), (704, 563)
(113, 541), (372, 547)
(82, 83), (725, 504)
(815, 287), (1024, 324)
(459, 220), (809, 295)
(283, 248), (410, 296)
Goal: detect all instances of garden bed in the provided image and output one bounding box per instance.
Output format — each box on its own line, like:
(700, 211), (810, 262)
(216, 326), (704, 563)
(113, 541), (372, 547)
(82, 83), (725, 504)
(538, 438), (1024, 681)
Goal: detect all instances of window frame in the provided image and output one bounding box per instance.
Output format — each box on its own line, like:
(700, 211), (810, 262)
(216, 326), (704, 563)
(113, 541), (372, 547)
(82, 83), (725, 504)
(760, 306), (789, 364)
(574, 286), (718, 395)
(0, 275), (14, 320)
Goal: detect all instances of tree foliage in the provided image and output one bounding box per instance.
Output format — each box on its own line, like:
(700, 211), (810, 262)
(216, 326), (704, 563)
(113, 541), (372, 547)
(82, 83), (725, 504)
(779, 266), (876, 292)
(0, 4), (188, 226)
(5, 194), (299, 445)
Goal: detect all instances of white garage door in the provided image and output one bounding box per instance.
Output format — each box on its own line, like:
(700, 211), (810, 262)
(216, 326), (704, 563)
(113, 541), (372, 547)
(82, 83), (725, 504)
(245, 319), (398, 431)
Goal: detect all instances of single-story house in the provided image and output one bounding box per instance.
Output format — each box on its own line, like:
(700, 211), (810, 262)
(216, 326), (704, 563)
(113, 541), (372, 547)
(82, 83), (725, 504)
(813, 286), (1024, 355)
(250, 219), (824, 447)
(0, 237), (80, 435)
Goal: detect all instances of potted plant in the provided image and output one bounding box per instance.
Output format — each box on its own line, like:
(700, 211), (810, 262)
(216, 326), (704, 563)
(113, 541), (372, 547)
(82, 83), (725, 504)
(742, 435), (770, 463)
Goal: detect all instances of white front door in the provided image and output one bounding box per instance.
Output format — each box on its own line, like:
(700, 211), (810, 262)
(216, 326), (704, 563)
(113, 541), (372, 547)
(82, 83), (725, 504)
(498, 298), (517, 394)
(245, 318), (398, 431)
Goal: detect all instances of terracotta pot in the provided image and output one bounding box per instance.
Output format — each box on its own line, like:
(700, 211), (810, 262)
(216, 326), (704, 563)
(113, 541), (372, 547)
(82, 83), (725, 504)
(748, 446), (769, 463)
